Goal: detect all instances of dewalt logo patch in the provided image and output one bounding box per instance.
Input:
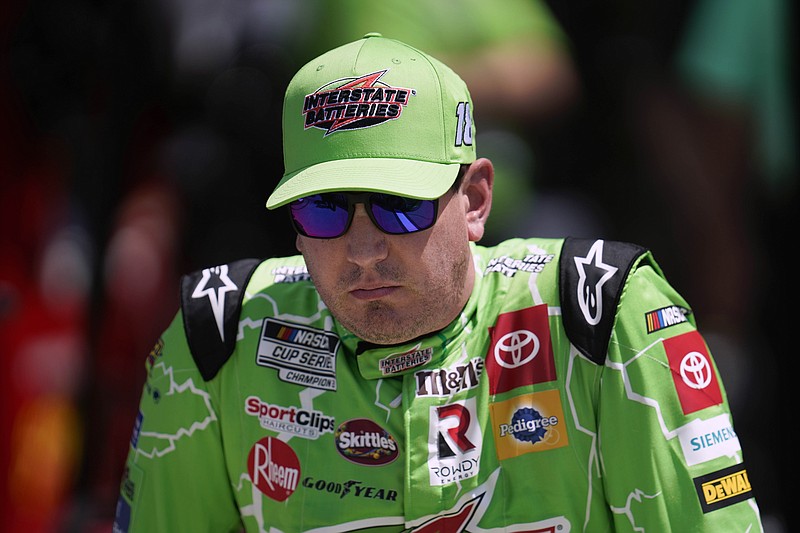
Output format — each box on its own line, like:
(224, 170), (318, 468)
(693, 464), (754, 513)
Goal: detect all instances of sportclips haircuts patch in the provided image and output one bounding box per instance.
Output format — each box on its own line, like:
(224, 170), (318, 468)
(256, 318), (340, 391)
(302, 70), (414, 135)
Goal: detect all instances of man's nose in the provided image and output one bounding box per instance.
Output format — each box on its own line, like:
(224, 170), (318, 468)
(344, 203), (388, 267)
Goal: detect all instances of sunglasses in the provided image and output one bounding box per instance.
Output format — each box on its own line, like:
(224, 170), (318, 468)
(289, 191), (440, 239)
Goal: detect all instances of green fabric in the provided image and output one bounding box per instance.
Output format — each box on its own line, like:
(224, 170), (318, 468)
(116, 238), (762, 531)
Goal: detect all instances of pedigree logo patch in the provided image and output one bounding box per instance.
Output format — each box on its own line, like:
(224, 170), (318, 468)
(485, 305), (555, 395)
(490, 389), (569, 460)
(663, 330), (722, 414)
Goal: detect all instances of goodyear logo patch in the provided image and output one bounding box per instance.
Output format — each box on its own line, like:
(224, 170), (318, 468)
(693, 464), (754, 513)
(645, 305), (690, 333)
(256, 318), (340, 391)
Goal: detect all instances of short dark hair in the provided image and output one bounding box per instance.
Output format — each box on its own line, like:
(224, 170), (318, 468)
(450, 164), (470, 192)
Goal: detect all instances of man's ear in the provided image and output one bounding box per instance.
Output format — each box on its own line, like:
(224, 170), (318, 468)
(462, 158), (494, 242)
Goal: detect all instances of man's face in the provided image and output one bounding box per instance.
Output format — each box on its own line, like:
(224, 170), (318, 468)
(296, 174), (484, 345)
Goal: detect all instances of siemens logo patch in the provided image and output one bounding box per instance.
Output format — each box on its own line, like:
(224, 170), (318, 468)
(645, 305), (690, 333)
(256, 318), (340, 391)
(693, 464), (753, 513)
(677, 414), (742, 466)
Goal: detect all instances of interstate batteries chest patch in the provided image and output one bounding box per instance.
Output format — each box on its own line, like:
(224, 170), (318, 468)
(303, 70), (414, 135)
(256, 318), (341, 391)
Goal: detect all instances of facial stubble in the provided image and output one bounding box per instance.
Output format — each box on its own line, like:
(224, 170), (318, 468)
(318, 248), (471, 345)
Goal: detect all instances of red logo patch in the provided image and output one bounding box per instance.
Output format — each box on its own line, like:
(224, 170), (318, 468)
(485, 305), (556, 395)
(247, 437), (301, 502)
(664, 330), (722, 414)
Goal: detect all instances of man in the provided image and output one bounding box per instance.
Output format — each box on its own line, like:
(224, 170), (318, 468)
(114, 33), (763, 532)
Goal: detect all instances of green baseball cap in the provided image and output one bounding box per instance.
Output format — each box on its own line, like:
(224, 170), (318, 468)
(266, 32), (476, 209)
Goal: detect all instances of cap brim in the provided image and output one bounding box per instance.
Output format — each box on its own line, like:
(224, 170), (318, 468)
(266, 158), (461, 209)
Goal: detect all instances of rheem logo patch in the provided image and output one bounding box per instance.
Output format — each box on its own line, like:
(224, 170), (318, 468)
(248, 437), (301, 502)
(485, 305), (556, 395)
(664, 331), (722, 415)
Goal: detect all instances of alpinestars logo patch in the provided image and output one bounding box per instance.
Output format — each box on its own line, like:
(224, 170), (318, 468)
(303, 70), (414, 135)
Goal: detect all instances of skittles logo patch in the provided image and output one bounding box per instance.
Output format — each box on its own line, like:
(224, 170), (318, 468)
(334, 418), (399, 466)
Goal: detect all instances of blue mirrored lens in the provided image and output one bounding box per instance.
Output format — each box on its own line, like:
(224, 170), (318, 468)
(290, 194), (350, 238)
(290, 193), (438, 238)
(370, 195), (437, 234)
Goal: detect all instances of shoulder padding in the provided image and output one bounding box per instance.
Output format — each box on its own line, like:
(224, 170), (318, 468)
(559, 238), (647, 365)
(180, 258), (262, 381)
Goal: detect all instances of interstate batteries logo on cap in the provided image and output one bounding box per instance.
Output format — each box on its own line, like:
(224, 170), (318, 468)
(303, 70), (414, 135)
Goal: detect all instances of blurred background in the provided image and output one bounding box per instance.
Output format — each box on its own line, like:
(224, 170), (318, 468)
(0, 0), (795, 531)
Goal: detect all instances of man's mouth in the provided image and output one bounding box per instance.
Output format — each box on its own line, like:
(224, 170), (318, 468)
(349, 284), (398, 300)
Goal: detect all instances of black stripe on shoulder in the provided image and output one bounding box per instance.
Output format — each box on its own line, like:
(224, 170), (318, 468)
(559, 238), (646, 365)
(180, 258), (261, 381)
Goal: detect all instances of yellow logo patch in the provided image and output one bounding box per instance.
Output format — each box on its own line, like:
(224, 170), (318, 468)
(489, 389), (569, 460)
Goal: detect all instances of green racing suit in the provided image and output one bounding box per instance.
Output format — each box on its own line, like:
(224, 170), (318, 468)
(114, 237), (763, 532)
